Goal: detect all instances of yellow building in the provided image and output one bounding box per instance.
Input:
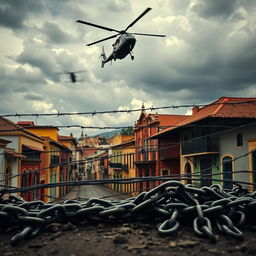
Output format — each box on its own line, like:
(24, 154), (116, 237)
(248, 139), (256, 192)
(109, 135), (136, 195)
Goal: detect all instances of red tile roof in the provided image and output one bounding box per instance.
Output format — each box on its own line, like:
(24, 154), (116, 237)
(111, 138), (135, 148)
(0, 117), (43, 140)
(16, 121), (35, 126)
(136, 113), (188, 127)
(58, 135), (74, 140)
(157, 114), (189, 126)
(153, 97), (256, 137)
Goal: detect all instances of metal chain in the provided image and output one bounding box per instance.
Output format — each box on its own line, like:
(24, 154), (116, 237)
(0, 181), (255, 246)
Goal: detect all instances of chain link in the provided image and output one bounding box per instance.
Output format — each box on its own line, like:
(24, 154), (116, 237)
(0, 181), (255, 245)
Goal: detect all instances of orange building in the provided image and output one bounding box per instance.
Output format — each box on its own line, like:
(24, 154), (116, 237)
(17, 122), (73, 201)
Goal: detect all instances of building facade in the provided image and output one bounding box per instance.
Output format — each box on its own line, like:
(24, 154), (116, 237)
(134, 104), (188, 192)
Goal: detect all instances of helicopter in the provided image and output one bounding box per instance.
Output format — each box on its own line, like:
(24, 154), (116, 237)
(77, 7), (166, 68)
(58, 70), (86, 83)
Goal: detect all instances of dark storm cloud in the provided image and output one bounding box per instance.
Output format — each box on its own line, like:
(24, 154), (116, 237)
(103, 1), (130, 12)
(43, 22), (75, 44)
(0, 0), (44, 29)
(1, 0), (256, 133)
(191, 0), (238, 19)
(17, 50), (53, 79)
(0, 66), (45, 95)
(168, 0), (191, 14)
(15, 36), (92, 88)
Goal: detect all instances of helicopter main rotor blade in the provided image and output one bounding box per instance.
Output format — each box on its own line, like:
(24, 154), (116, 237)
(73, 70), (86, 73)
(124, 7), (152, 32)
(86, 34), (120, 46)
(132, 32), (166, 37)
(76, 20), (120, 33)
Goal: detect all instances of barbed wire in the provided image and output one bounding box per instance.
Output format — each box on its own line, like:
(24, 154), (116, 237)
(1, 100), (256, 118)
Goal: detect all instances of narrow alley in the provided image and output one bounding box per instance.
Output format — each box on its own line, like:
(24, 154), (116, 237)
(59, 184), (129, 202)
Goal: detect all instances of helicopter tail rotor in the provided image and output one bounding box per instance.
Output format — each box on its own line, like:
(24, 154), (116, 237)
(99, 46), (107, 68)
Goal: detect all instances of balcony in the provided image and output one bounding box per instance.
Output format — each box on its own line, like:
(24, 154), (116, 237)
(159, 146), (180, 160)
(109, 162), (128, 171)
(138, 149), (156, 161)
(182, 137), (219, 155)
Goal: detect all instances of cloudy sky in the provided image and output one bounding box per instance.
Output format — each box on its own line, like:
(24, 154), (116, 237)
(0, 0), (256, 137)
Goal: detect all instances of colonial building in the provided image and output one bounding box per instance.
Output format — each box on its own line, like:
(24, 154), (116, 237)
(58, 134), (78, 194)
(0, 118), (44, 201)
(109, 138), (135, 195)
(152, 97), (256, 191)
(134, 104), (188, 192)
(78, 131), (111, 147)
(86, 150), (108, 180)
(0, 138), (25, 199)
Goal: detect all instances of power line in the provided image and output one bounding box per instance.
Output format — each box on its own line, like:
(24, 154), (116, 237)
(1, 176), (255, 195)
(1, 120), (255, 184)
(0, 123), (235, 134)
(1, 119), (255, 157)
(0, 131), (255, 184)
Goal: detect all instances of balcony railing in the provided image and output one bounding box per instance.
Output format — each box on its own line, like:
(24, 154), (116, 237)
(159, 146), (180, 160)
(138, 149), (156, 161)
(182, 137), (219, 155)
(23, 152), (41, 161)
(109, 162), (128, 171)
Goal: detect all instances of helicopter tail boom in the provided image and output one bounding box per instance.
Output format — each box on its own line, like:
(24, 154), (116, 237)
(100, 46), (107, 68)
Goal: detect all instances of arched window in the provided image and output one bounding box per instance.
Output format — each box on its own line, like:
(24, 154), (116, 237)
(33, 171), (39, 200)
(5, 167), (11, 187)
(21, 171), (27, 198)
(184, 162), (192, 185)
(252, 150), (256, 190)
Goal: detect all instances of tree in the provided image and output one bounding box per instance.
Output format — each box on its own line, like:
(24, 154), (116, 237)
(120, 127), (134, 135)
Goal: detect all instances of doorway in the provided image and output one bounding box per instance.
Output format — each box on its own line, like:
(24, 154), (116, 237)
(222, 156), (233, 190)
(184, 162), (192, 185)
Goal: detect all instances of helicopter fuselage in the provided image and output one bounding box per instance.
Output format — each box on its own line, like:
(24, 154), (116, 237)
(77, 7), (166, 67)
(104, 33), (136, 64)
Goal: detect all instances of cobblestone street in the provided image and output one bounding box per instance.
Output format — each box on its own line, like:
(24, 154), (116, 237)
(1, 184), (256, 256)
(59, 185), (129, 202)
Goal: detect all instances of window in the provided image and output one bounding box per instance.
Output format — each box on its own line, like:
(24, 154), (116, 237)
(237, 133), (243, 147)
(161, 169), (169, 176)
(222, 156), (233, 190)
(5, 167), (11, 187)
(21, 171), (27, 198)
(200, 158), (212, 187)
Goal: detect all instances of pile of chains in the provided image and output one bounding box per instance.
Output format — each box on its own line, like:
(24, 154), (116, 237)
(1, 181), (256, 246)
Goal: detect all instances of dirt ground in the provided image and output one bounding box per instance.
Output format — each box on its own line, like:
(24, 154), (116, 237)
(1, 219), (256, 256)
